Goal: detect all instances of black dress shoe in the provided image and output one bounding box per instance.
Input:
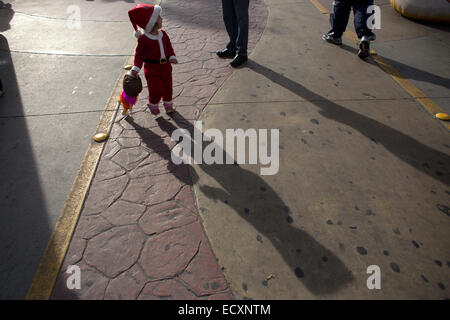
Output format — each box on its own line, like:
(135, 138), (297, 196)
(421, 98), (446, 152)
(230, 54), (248, 67)
(358, 40), (370, 59)
(216, 48), (236, 58)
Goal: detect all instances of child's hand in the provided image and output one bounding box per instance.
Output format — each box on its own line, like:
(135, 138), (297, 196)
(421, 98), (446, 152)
(170, 58), (178, 64)
(130, 70), (138, 77)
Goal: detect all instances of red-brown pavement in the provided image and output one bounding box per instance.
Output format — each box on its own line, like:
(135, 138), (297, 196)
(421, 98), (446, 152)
(50, 0), (268, 300)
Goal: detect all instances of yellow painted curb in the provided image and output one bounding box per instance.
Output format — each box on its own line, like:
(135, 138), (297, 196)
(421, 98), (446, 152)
(309, 0), (329, 14)
(25, 49), (135, 302)
(435, 113), (450, 121)
(25, 0), (162, 301)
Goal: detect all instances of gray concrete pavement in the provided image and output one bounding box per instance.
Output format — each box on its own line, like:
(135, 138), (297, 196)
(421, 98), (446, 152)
(319, 0), (450, 114)
(193, 0), (450, 299)
(0, 0), (149, 299)
(0, 0), (449, 300)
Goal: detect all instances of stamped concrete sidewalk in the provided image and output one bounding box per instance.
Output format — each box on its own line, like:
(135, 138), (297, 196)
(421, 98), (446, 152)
(51, 0), (268, 300)
(50, 0), (450, 300)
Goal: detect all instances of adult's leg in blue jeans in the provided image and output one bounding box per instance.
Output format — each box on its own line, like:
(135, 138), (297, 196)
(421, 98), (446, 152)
(222, 0), (238, 53)
(328, 0), (352, 38)
(233, 0), (249, 56)
(353, 0), (376, 39)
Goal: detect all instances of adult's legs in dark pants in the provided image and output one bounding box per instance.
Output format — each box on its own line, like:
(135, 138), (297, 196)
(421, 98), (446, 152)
(328, 0), (352, 39)
(353, 0), (376, 39)
(324, 0), (375, 58)
(233, 0), (249, 56)
(222, 0), (238, 53)
(221, 0), (249, 56)
(353, 0), (376, 59)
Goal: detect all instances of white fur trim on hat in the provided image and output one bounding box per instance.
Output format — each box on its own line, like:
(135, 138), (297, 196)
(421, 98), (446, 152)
(145, 5), (161, 33)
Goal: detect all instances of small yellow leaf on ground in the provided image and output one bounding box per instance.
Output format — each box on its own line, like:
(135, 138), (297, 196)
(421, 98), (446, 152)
(266, 274), (276, 281)
(435, 113), (450, 121)
(93, 132), (108, 142)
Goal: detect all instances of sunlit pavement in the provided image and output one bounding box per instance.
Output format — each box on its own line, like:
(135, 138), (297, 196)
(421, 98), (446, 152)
(1, 0), (448, 300)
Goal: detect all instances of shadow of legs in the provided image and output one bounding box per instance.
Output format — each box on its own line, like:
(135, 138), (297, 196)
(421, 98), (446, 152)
(146, 111), (355, 295)
(245, 60), (450, 187)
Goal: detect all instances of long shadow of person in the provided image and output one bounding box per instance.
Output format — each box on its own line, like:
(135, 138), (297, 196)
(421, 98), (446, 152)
(0, 35), (53, 299)
(124, 116), (195, 186)
(376, 55), (450, 91)
(339, 44), (450, 91)
(246, 60), (450, 187)
(125, 111), (354, 296)
(0, 1), (14, 32)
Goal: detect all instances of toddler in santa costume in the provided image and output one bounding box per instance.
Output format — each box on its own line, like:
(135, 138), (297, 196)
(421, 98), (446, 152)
(129, 4), (177, 115)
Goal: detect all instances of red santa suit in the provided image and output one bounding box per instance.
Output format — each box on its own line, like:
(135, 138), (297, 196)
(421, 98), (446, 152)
(128, 4), (176, 114)
(131, 30), (176, 110)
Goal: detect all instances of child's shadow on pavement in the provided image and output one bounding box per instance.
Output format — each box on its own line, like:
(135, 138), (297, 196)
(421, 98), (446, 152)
(125, 112), (354, 296)
(124, 116), (194, 186)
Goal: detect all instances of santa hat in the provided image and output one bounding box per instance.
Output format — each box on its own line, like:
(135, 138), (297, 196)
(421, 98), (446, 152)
(128, 4), (162, 38)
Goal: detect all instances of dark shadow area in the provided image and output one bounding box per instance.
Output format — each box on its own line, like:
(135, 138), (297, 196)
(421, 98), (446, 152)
(338, 43), (450, 91)
(99, 0), (136, 3)
(125, 112), (355, 296)
(125, 116), (196, 186)
(340, 43), (359, 55)
(0, 1), (14, 32)
(0, 34), (53, 299)
(245, 59), (450, 186)
(161, 0), (228, 30)
(374, 54), (450, 91)
(90, 0), (224, 30)
(324, 1), (450, 92)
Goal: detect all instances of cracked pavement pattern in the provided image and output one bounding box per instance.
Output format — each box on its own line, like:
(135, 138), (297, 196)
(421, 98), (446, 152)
(51, 0), (268, 300)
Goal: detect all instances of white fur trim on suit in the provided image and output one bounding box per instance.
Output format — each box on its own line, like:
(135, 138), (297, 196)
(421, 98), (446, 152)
(145, 5), (161, 33)
(169, 56), (177, 61)
(131, 66), (140, 73)
(143, 30), (166, 59)
(144, 32), (158, 40)
(157, 30), (165, 59)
